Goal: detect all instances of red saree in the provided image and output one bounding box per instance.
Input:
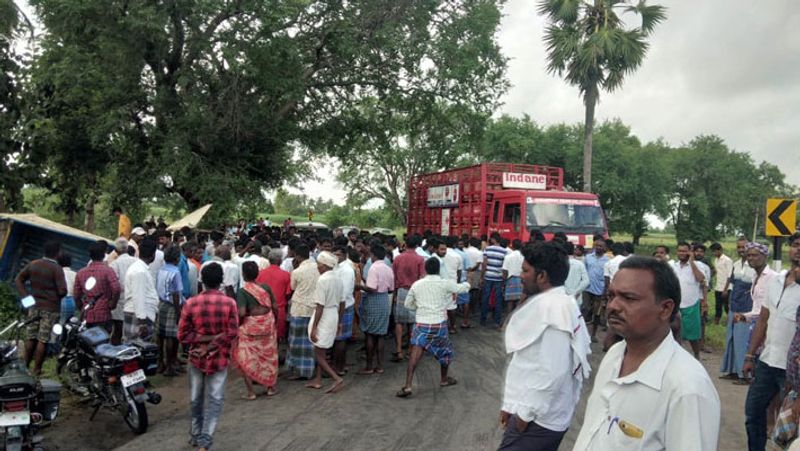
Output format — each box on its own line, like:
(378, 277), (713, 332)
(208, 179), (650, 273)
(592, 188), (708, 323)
(233, 283), (278, 388)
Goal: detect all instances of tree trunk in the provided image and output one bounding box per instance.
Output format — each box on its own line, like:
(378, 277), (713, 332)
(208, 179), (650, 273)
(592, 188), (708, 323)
(582, 84), (598, 193)
(84, 193), (96, 233)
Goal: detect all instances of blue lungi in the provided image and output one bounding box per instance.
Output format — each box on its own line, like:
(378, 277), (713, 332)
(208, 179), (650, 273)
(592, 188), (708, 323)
(287, 316), (315, 378)
(60, 295), (76, 324)
(505, 276), (523, 301)
(410, 322), (453, 366)
(335, 306), (354, 341)
(360, 292), (390, 335)
(720, 278), (754, 378)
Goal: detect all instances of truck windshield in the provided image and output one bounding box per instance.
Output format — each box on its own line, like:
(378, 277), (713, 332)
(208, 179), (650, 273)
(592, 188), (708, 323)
(526, 200), (605, 234)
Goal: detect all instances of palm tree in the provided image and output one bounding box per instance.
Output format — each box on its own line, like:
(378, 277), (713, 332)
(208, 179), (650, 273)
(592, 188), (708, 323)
(538, 0), (666, 192)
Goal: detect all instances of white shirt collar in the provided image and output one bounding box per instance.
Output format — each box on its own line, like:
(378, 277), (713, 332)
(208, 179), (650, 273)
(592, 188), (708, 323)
(613, 331), (677, 391)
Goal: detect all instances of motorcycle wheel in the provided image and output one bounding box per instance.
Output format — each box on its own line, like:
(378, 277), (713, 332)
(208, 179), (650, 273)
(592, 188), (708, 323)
(115, 385), (148, 434)
(61, 358), (88, 396)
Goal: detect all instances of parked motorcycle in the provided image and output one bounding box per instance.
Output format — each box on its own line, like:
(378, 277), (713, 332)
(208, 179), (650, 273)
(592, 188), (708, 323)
(56, 277), (160, 434)
(0, 310), (62, 451)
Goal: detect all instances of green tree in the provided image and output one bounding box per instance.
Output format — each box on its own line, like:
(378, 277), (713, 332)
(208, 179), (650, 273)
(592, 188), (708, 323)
(666, 135), (793, 241)
(331, 0), (507, 225)
(538, 0), (666, 192)
(0, 0), (33, 212)
(24, 0), (508, 228)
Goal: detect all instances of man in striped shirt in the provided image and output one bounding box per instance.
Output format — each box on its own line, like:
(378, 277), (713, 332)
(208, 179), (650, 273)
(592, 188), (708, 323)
(396, 257), (470, 398)
(481, 233), (508, 329)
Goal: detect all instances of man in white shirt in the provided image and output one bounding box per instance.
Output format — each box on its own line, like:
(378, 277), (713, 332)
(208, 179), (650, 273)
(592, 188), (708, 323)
(332, 246), (356, 375)
(574, 256), (720, 451)
(669, 242), (709, 359)
(123, 239), (159, 341)
(743, 234), (800, 451)
(499, 241), (591, 451)
(442, 237), (463, 333)
(603, 242), (628, 287)
(710, 242), (733, 325)
(396, 257), (469, 398)
(502, 239), (525, 311)
(464, 237), (484, 322)
(110, 237), (137, 345)
(200, 245), (240, 298)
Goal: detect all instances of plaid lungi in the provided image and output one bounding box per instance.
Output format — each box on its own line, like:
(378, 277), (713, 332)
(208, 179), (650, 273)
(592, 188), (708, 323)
(505, 276), (523, 301)
(359, 292), (390, 335)
(157, 302), (178, 339)
(123, 312), (154, 341)
(287, 316), (315, 378)
(335, 306), (355, 341)
(394, 288), (416, 324)
(410, 321), (453, 366)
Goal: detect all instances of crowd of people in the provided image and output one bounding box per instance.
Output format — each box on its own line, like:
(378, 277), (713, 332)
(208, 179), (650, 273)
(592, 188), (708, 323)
(11, 206), (800, 450)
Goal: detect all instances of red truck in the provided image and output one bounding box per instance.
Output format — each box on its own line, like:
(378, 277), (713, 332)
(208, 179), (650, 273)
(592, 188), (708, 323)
(406, 163), (608, 246)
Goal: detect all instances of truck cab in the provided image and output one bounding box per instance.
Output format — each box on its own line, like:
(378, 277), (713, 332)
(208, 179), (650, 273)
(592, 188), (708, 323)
(489, 190), (607, 245)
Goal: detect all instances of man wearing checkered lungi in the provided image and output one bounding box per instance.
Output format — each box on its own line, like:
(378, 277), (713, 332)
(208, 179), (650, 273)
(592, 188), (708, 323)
(121, 239), (159, 342)
(286, 245), (319, 379)
(503, 239), (525, 312)
(391, 236), (425, 361)
(332, 246), (356, 375)
(396, 257), (469, 398)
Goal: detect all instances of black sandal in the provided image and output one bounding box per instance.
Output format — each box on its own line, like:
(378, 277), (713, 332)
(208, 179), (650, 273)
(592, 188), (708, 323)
(440, 376), (458, 387)
(396, 387), (413, 398)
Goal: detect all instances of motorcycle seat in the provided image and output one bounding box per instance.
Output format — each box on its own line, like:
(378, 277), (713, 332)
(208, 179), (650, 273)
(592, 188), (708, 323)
(95, 344), (140, 360)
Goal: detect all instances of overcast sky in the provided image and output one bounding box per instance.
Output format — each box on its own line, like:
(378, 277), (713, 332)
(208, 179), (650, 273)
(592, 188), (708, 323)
(298, 0), (800, 202)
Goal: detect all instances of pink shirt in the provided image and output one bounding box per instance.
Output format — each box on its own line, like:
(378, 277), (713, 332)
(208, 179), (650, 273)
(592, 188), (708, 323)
(366, 260), (394, 293)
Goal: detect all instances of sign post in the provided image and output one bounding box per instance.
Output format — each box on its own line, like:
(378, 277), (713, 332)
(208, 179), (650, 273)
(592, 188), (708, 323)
(765, 198), (798, 271)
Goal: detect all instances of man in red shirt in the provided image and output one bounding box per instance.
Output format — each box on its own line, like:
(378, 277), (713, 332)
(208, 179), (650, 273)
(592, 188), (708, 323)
(73, 240), (121, 332)
(178, 262), (239, 451)
(391, 236), (425, 361)
(256, 249), (292, 341)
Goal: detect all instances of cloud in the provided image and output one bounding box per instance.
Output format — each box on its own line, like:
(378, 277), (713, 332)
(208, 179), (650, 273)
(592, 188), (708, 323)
(498, 0), (800, 186)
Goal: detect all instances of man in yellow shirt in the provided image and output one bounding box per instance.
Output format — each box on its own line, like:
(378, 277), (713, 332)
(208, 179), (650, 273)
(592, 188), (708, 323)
(113, 207), (132, 238)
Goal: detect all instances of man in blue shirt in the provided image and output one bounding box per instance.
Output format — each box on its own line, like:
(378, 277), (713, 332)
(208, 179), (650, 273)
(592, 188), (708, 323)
(582, 238), (608, 343)
(157, 246), (184, 376)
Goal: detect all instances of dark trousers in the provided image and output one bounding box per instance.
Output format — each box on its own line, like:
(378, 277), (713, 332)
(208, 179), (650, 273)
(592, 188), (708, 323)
(745, 360), (785, 451)
(498, 415), (565, 451)
(480, 279), (505, 326)
(715, 290), (729, 320)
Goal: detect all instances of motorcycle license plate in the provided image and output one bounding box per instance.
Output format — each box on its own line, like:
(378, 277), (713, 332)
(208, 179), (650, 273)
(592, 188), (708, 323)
(0, 411), (29, 427)
(121, 369), (146, 388)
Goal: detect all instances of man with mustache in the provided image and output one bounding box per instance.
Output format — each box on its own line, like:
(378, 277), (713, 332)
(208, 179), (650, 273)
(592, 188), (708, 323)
(574, 256), (720, 450)
(499, 242), (591, 450)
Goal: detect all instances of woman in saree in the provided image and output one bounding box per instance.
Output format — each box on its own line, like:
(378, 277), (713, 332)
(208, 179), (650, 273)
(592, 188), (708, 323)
(234, 261), (279, 399)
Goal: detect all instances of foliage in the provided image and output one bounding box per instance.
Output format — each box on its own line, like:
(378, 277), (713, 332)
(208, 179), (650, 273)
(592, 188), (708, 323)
(331, 0), (508, 225)
(0, 283), (22, 327)
(478, 115), (794, 242)
(666, 136), (792, 241)
(538, 0), (666, 191)
(9, 0), (509, 230)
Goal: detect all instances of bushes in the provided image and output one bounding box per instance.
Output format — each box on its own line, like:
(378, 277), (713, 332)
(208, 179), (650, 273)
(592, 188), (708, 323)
(0, 283), (22, 327)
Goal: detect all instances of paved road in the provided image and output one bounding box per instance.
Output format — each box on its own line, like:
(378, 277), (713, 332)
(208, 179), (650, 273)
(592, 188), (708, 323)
(44, 323), (748, 450)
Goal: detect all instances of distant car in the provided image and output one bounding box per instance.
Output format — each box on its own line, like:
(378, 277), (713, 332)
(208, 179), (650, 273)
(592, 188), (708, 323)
(293, 221), (331, 233)
(369, 227), (396, 237)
